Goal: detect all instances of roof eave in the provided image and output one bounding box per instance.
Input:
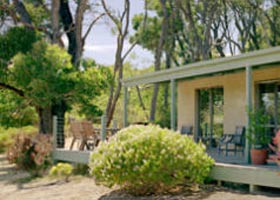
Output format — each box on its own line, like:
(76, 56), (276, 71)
(123, 46), (280, 87)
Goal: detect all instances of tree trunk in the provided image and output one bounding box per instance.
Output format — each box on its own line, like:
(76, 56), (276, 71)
(38, 106), (52, 134)
(149, 0), (168, 122)
(51, 0), (60, 44)
(59, 0), (78, 66)
(74, 0), (87, 66)
(37, 101), (66, 148)
(164, 51), (171, 108)
(102, 0), (131, 127)
(136, 85), (149, 121)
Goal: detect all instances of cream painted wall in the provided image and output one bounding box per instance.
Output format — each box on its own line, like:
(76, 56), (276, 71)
(177, 65), (280, 134)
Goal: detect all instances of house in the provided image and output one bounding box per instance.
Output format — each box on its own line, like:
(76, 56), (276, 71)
(122, 47), (280, 191)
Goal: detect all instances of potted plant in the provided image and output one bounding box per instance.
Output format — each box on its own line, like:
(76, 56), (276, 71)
(247, 109), (270, 165)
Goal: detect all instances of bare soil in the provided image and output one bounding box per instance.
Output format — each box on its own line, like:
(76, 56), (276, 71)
(0, 154), (279, 200)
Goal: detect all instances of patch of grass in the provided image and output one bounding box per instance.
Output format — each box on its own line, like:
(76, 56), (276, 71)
(73, 163), (90, 176)
(13, 176), (35, 184)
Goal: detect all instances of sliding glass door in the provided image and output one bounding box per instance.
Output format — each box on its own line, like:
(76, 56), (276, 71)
(258, 82), (280, 138)
(198, 87), (224, 147)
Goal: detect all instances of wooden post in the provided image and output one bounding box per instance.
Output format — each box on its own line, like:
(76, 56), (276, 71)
(101, 115), (107, 141)
(170, 79), (176, 130)
(195, 90), (200, 142)
(52, 115), (58, 150)
(249, 184), (260, 193)
(245, 66), (252, 164)
(209, 89), (214, 147)
(274, 85), (278, 130)
(123, 86), (128, 127)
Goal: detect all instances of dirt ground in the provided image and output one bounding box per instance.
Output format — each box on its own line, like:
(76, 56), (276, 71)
(0, 154), (279, 200)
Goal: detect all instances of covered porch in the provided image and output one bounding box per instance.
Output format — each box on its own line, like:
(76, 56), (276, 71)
(122, 46), (280, 164)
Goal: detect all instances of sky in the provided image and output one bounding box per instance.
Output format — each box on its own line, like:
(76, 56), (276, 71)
(82, 0), (154, 68)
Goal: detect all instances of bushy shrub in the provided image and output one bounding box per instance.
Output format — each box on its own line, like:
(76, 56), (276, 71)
(0, 126), (36, 153)
(7, 133), (52, 176)
(89, 125), (214, 195)
(49, 163), (73, 182)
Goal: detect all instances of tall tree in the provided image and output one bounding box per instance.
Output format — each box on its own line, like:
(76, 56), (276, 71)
(101, 0), (138, 126)
(0, 0), (105, 145)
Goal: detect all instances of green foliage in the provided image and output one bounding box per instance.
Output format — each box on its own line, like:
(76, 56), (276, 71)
(247, 109), (271, 148)
(10, 41), (110, 115)
(49, 163), (73, 182)
(0, 126), (36, 153)
(0, 90), (37, 128)
(0, 27), (38, 71)
(7, 133), (52, 176)
(89, 125), (214, 195)
(12, 41), (73, 106)
(24, 2), (49, 27)
(131, 14), (161, 51)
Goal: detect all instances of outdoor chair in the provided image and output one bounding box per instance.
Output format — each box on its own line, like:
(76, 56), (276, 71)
(218, 126), (246, 156)
(69, 121), (84, 150)
(81, 121), (99, 150)
(180, 125), (193, 136)
(69, 121), (99, 151)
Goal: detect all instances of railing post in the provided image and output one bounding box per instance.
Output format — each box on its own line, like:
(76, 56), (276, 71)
(53, 115), (58, 150)
(101, 115), (107, 141)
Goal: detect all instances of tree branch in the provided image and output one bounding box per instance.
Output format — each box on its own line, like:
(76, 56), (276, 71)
(121, 41), (137, 61)
(12, 0), (32, 25)
(82, 13), (105, 42)
(0, 82), (24, 97)
(101, 0), (121, 32)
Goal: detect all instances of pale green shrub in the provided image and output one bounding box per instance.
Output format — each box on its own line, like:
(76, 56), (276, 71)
(89, 125), (214, 194)
(49, 163), (73, 182)
(0, 126), (36, 153)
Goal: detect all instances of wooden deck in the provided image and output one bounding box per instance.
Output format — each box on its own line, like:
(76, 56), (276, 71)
(52, 149), (280, 191)
(211, 163), (280, 192)
(207, 148), (246, 165)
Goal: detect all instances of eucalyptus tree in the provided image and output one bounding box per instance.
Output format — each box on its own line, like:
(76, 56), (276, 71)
(0, 1), (107, 147)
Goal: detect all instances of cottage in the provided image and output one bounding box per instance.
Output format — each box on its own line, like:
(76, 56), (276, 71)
(122, 47), (280, 191)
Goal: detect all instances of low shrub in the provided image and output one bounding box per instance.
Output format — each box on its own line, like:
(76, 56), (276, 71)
(7, 133), (52, 176)
(0, 126), (36, 153)
(49, 163), (73, 182)
(89, 125), (214, 195)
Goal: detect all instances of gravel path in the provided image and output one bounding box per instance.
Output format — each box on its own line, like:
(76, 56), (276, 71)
(0, 154), (279, 200)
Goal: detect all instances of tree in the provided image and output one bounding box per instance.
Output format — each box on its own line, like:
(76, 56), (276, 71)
(0, 31), (109, 142)
(101, 0), (141, 126)
(0, 0), (105, 145)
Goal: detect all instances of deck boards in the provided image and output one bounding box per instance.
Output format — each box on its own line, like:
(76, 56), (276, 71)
(52, 148), (280, 189)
